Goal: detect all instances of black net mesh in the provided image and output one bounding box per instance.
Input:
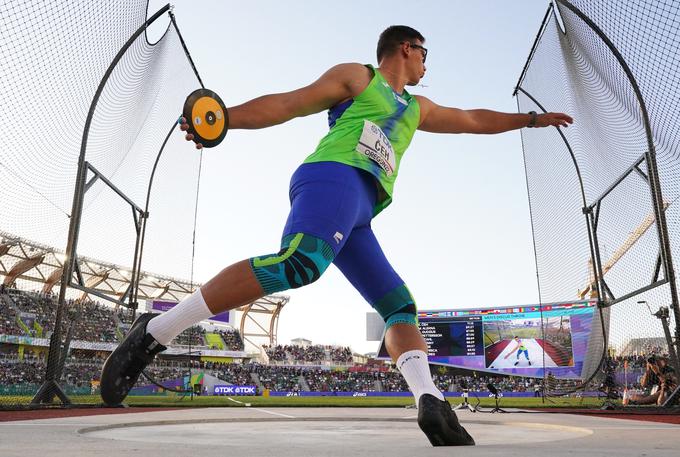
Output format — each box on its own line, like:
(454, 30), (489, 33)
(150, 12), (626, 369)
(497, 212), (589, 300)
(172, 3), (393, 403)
(78, 18), (203, 279)
(0, 0), (149, 250)
(516, 1), (680, 404)
(0, 1), (210, 408)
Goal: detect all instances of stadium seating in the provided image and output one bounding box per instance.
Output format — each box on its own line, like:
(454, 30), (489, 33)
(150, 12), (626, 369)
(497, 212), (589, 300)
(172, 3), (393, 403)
(263, 344), (353, 364)
(0, 289), (666, 398)
(0, 289), (246, 351)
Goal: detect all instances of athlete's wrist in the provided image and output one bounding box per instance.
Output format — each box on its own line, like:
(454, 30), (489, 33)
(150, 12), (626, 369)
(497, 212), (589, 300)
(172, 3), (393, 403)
(526, 111), (537, 128)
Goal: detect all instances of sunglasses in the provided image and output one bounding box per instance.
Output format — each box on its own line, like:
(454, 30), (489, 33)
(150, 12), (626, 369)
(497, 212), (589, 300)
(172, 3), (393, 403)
(401, 41), (428, 63)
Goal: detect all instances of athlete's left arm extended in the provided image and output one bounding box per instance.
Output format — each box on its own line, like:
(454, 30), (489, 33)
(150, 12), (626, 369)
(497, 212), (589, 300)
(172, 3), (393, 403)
(415, 96), (573, 134)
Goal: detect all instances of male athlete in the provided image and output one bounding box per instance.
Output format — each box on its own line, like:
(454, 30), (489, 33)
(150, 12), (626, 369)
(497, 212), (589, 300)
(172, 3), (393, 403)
(505, 336), (532, 366)
(101, 26), (572, 446)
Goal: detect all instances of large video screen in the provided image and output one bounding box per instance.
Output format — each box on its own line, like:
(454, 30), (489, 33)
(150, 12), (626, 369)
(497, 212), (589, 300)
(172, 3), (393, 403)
(378, 300), (598, 379)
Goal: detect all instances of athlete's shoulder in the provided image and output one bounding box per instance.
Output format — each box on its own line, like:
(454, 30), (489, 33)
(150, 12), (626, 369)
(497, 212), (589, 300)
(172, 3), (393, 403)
(324, 62), (374, 82)
(322, 63), (374, 97)
(413, 94), (433, 106)
(413, 95), (435, 119)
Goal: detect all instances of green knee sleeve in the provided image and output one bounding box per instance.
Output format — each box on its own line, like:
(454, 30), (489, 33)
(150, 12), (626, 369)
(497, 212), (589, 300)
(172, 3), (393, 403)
(372, 284), (419, 330)
(249, 233), (334, 294)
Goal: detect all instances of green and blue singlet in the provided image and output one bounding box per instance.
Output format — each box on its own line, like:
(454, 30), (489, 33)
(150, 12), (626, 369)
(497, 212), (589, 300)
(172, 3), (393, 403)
(250, 65), (421, 327)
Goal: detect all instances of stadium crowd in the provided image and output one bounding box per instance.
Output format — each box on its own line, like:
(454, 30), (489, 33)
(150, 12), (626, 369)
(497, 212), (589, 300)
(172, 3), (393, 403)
(0, 354), (556, 394)
(0, 289), (673, 402)
(263, 344), (353, 364)
(0, 288), (244, 351)
(204, 360), (253, 386)
(171, 325), (205, 347)
(218, 329), (244, 351)
(4, 348), (670, 402)
(252, 364), (303, 391)
(305, 369), (379, 392)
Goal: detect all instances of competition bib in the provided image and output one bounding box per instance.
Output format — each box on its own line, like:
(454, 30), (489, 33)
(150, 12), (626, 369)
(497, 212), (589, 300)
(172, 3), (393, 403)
(355, 120), (396, 176)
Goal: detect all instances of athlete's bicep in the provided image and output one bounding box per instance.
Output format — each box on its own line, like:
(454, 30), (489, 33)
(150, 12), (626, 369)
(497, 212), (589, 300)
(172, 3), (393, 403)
(229, 64), (369, 129)
(283, 64), (364, 118)
(415, 96), (480, 134)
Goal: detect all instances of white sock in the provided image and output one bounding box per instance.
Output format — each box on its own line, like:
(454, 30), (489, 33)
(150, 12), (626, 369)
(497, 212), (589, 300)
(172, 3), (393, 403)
(396, 349), (445, 404)
(146, 289), (213, 345)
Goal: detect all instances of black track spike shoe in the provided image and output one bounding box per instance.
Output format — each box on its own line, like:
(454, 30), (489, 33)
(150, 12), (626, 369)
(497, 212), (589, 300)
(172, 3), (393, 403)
(100, 313), (166, 406)
(417, 394), (476, 446)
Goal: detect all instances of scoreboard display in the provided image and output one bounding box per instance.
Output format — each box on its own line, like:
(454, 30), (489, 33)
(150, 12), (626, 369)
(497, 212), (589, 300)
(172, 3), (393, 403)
(378, 300), (599, 379)
(419, 316), (484, 358)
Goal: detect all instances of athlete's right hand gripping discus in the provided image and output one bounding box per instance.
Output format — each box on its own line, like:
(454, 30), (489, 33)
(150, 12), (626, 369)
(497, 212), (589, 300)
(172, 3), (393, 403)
(182, 88), (228, 148)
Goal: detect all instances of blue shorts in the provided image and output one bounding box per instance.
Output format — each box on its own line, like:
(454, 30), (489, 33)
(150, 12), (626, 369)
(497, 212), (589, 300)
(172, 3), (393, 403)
(282, 162), (404, 304)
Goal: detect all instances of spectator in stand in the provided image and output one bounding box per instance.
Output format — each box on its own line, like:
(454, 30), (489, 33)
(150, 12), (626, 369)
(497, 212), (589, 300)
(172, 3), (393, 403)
(218, 329), (245, 351)
(623, 355), (678, 406)
(171, 325), (205, 346)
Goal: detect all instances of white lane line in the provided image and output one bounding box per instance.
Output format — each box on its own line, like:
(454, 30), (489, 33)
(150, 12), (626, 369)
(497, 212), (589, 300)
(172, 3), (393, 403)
(249, 408), (296, 419)
(227, 396), (252, 407)
(402, 415), (417, 419)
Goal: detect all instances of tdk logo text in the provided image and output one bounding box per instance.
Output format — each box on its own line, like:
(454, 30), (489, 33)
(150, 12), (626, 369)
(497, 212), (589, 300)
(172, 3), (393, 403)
(214, 385), (256, 395)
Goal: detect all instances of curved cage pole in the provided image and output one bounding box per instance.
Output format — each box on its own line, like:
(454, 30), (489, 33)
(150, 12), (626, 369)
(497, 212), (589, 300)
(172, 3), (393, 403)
(31, 4), (172, 406)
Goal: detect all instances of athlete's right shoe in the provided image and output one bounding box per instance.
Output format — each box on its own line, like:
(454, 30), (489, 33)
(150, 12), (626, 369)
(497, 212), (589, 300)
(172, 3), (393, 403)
(417, 394), (476, 446)
(100, 312), (166, 406)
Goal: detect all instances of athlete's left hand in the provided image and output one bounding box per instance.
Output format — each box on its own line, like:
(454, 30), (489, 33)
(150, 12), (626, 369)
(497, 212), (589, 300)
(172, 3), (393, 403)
(178, 117), (203, 149)
(536, 112), (573, 128)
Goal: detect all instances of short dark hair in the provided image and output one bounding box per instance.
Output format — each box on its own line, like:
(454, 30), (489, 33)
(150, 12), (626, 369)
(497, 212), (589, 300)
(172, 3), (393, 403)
(376, 25), (425, 62)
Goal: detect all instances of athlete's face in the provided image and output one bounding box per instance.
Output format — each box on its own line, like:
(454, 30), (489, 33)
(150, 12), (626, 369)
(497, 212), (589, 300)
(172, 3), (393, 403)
(404, 40), (427, 85)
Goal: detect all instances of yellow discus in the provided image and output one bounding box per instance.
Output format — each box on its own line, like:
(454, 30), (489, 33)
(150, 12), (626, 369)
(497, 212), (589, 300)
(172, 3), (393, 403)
(182, 88), (228, 148)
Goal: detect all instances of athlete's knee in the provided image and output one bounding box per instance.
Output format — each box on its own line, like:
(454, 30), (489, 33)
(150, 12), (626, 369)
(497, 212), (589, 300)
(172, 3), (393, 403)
(249, 233), (334, 294)
(385, 303), (418, 329)
(373, 284), (418, 330)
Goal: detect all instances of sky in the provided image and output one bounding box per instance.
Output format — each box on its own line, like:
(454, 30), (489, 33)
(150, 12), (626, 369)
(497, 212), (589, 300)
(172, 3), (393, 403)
(143, 0), (558, 354)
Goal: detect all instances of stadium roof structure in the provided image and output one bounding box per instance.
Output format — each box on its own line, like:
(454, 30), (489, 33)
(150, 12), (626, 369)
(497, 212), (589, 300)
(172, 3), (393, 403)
(0, 231), (289, 350)
(1, 230), (195, 302)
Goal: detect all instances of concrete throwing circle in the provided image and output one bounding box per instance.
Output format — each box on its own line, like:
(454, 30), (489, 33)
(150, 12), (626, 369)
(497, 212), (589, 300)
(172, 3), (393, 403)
(80, 417), (593, 451)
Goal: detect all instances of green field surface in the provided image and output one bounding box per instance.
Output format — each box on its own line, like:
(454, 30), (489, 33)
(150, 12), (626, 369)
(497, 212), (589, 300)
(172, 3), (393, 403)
(1, 395), (606, 409)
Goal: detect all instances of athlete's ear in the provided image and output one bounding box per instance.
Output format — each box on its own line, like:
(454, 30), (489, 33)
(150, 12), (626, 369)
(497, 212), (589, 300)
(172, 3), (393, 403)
(400, 41), (410, 59)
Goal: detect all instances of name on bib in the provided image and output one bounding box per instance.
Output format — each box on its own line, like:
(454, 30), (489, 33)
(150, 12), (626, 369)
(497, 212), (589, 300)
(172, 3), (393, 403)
(355, 120), (396, 176)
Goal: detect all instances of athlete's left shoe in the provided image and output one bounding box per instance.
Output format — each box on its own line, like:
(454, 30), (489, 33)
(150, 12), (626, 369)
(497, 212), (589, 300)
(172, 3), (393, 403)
(417, 394), (476, 446)
(100, 313), (166, 406)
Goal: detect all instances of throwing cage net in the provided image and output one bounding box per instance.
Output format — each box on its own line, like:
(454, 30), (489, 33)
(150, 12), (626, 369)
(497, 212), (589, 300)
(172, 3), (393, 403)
(0, 1), (216, 408)
(516, 1), (680, 406)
